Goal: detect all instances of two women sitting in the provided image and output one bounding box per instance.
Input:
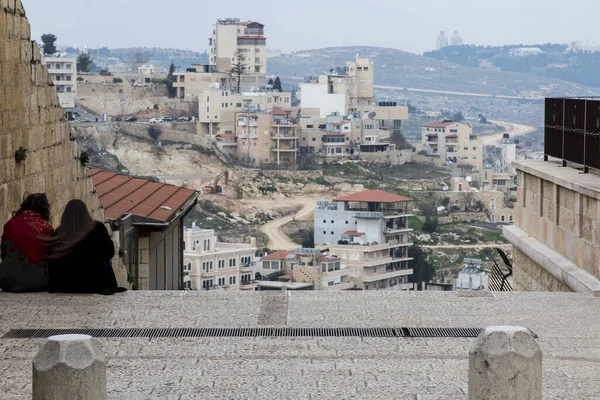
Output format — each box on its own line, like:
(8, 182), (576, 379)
(0, 194), (125, 294)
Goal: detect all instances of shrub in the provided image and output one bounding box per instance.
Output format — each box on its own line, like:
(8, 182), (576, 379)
(14, 146), (27, 163)
(147, 126), (162, 142)
(422, 216), (439, 233)
(112, 77), (123, 84)
(79, 151), (89, 166)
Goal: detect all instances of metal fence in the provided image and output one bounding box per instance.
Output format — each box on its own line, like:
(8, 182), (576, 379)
(545, 97), (600, 172)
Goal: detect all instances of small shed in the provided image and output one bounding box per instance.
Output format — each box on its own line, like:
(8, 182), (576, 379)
(90, 169), (200, 290)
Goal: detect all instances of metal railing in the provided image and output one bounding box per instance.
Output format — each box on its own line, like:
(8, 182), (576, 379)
(545, 97), (600, 172)
(488, 248), (513, 292)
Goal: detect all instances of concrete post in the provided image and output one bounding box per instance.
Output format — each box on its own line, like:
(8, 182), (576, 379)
(32, 334), (107, 400)
(468, 326), (541, 400)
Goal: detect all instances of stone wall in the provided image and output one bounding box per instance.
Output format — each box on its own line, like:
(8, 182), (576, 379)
(0, 0), (127, 287)
(512, 248), (570, 292)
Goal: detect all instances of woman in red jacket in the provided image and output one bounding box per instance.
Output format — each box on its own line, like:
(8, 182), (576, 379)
(0, 194), (54, 292)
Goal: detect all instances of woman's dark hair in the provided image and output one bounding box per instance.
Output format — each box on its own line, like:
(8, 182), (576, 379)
(49, 199), (97, 259)
(15, 193), (51, 221)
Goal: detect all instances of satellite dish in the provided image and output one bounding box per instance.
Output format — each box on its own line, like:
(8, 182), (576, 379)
(368, 111), (377, 119)
(442, 185), (449, 191)
(300, 256), (312, 265)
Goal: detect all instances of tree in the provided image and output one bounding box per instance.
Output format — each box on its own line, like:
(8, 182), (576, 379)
(478, 114), (489, 124)
(441, 197), (451, 208)
(147, 126), (162, 142)
(166, 62), (177, 98)
(128, 49), (150, 72)
(41, 34), (57, 55)
(408, 245), (435, 283)
(77, 53), (92, 73)
(267, 78), (274, 86)
(422, 215), (439, 233)
(273, 76), (283, 92)
(229, 49), (247, 93)
(452, 111), (464, 122)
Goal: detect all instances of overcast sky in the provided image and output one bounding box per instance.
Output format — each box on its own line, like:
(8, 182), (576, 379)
(24, 0), (600, 54)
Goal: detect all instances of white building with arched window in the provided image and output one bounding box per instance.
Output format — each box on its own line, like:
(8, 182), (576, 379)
(183, 224), (257, 290)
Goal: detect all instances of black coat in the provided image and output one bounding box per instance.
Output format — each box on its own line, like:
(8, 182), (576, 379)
(48, 221), (116, 293)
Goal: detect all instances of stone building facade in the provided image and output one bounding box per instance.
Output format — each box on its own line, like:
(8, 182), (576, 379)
(0, 1), (127, 286)
(503, 160), (600, 294)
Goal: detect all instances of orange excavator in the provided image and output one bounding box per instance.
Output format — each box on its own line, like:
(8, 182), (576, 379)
(202, 171), (229, 194)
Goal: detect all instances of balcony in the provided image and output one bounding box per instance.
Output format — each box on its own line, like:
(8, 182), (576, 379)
(271, 134), (298, 140)
(249, 121), (258, 127)
(362, 269), (414, 283)
(239, 265), (255, 273)
(272, 119), (297, 127)
(321, 282), (354, 291)
(363, 257), (393, 267)
(271, 146), (297, 152)
(322, 268), (350, 279)
(354, 211), (384, 219)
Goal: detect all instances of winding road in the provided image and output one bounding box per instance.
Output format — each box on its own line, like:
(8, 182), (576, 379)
(481, 121), (536, 145)
(243, 198), (317, 250)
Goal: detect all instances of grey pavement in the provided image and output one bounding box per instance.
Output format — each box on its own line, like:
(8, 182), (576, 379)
(1, 291), (600, 399)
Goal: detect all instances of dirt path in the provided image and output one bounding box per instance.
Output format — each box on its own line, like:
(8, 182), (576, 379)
(243, 198), (317, 250)
(422, 243), (512, 249)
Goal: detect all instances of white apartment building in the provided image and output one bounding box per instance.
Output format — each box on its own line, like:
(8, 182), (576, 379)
(315, 190), (414, 290)
(451, 31), (463, 46)
(183, 225), (257, 290)
(455, 258), (488, 290)
(421, 120), (483, 171)
(436, 31), (448, 50)
(41, 56), (77, 109)
(137, 64), (162, 75)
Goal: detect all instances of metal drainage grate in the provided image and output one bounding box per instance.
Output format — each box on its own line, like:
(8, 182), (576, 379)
(2, 327), (484, 339)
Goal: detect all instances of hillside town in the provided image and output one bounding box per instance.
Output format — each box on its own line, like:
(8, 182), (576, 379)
(3, 1), (600, 399)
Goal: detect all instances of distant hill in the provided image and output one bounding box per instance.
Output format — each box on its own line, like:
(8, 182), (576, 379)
(267, 46), (597, 98)
(424, 44), (600, 88)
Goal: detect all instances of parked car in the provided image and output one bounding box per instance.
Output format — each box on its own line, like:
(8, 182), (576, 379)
(133, 83), (148, 87)
(149, 118), (162, 123)
(125, 117), (138, 122)
(177, 117), (189, 122)
(161, 116), (173, 122)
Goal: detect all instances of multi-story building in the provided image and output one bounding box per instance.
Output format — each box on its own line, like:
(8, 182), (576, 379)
(421, 120), (483, 171)
(198, 87), (292, 137)
(41, 55), (77, 109)
(451, 31), (464, 46)
(174, 18), (267, 102)
(209, 18), (267, 88)
(256, 249), (353, 290)
(315, 190), (414, 290)
(436, 31), (449, 50)
(455, 258), (488, 290)
(183, 225), (257, 291)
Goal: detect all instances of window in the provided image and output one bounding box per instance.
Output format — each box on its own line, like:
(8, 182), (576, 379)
(363, 67), (369, 71)
(501, 215), (505, 222)
(463, 147), (468, 151)
(303, 137), (306, 141)
(331, 231), (334, 235)
(218, 277), (225, 286)
(473, 147), (477, 150)
(66, 87), (72, 92)
(312, 138), (316, 142)
(66, 64), (71, 69)
(255, 48), (260, 53)
(229, 276), (236, 285)
(323, 220), (326, 223)
(345, 221), (348, 224)
(323, 231), (326, 234)
(331, 220), (334, 223)
(509, 215), (514, 222)
(66, 76), (71, 81)
(307, 124), (314, 128)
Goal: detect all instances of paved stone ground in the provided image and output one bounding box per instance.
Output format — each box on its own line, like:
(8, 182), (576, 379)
(1, 291), (600, 399)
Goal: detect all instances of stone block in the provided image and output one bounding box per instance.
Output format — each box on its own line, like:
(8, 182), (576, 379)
(468, 326), (542, 400)
(32, 334), (106, 400)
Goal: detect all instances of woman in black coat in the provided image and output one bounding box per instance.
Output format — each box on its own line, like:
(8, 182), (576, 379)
(48, 199), (125, 295)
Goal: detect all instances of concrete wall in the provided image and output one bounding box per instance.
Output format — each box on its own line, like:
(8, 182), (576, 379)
(0, 1), (127, 287)
(512, 248), (570, 292)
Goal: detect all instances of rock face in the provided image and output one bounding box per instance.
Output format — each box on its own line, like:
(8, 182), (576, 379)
(0, 0), (127, 286)
(32, 334), (106, 400)
(468, 326), (542, 400)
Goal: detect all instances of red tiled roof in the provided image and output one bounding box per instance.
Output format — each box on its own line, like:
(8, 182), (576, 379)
(332, 121), (350, 126)
(343, 231), (364, 237)
(272, 108), (288, 116)
(423, 121), (454, 128)
(90, 169), (199, 223)
(278, 273), (293, 280)
(335, 190), (413, 203)
(426, 133), (438, 137)
(262, 250), (293, 260)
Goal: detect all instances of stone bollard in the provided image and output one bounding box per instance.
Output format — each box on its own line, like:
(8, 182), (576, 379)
(32, 334), (107, 400)
(468, 326), (541, 400)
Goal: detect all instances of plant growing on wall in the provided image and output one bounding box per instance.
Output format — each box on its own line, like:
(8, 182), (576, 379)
(14, 147), (27, 163)
(79, 151), (89, 166)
